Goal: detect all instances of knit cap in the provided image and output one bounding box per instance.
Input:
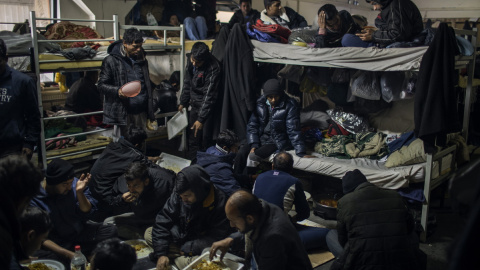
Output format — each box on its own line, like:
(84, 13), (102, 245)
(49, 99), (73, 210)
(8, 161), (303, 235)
(342, 169), (367, 194)
(263, 79), (284, 97)
(45, 158), (74, 186)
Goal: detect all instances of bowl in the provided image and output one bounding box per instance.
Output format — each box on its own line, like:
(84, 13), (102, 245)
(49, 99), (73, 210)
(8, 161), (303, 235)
(120, 80), (141, 97)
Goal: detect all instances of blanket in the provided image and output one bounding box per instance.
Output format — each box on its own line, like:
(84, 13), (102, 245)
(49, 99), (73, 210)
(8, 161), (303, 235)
(314, 132), (388, 159)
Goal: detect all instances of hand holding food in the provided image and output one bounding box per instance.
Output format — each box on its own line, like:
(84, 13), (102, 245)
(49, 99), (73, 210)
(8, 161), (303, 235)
(122, 192), (138, 203)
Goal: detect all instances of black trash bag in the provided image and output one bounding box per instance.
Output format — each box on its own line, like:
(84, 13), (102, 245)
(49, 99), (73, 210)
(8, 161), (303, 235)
(327, 83), (350, 106)
(354, 96), (391, 115)
(306, 66), (332, 87)
(331, 68), (353, 84)
(288, 27), (317, 44)
(350, 71), (381, 100)
(401, 71), (418, 98)
(277, 65), (304, 84)
(153, 82), (178, 113)
(380, 71), (405, 103)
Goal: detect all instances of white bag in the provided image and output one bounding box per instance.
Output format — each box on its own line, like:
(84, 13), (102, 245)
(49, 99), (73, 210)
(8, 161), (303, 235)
(146, 12), (158, 26)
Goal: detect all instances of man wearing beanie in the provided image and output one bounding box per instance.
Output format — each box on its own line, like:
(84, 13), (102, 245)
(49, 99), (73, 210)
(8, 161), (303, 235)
(30, 158), (117, 266)
(260, 0), (307, 30)
(326, 169), (426, 270)
(178, 42), (221, 160)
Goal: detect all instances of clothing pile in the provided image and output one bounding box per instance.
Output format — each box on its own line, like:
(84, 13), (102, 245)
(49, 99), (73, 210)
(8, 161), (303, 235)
(246, 19), (291, 44)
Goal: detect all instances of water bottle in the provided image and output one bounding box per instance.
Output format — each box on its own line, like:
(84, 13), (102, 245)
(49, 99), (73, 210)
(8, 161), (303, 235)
(70, 245), (87, 270)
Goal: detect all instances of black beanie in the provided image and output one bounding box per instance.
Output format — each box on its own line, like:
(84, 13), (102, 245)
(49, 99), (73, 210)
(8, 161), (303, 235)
(263, 79), (284, 97)
(46, 158), (75, 186)
(342, 169), (367, 194)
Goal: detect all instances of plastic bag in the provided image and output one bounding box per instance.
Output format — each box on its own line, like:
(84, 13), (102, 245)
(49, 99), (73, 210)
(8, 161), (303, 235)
(277, 65), (304, 84)
(331, 68), (353, 84)
(400, 71), (418, 99)
(380, 71), (405, 103)
(350, 71), (381, 100)
(288, 27), (317, 44)
(146, 12), (158, 26)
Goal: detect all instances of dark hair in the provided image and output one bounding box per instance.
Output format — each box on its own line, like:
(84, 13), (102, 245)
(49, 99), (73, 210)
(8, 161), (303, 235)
(191, 42), (210, 62)
(174, 171), (191, 194)
(273, 152), (294, 173)
(92, 238), (136, 270)
(19, 206), (52, 235)
(216, 129), (239, 149)
(169, 71), (181, 85)
(0, 38), (6, 60)
(318, 4), (338, 20)
(123, 28), (144, 45)
(124, 162), (148, 182)
(124, 126), (147, 146)
(0, 156), (43, 206)
(230, 190), (263, 219)
(240, 0), (252, 4)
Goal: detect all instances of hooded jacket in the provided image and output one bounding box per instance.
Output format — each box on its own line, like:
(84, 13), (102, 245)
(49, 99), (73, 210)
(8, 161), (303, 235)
(196, 146), (241, 196)
(151, 165), (232, 259)
(97, 40), (155, 125)
(260, 7), (308, 30)
(372, 0), (423, 47)
(179, 53), (221, 124)
(247, 95), (306, 156)
(315, 10), (361, 48)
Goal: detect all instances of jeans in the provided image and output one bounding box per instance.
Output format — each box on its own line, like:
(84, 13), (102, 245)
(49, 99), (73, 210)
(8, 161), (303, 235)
(296, 224), (330, 251)
(326, 229), (344, 258)
(341, 33), (375, 48)
(184, 16), (208, 40)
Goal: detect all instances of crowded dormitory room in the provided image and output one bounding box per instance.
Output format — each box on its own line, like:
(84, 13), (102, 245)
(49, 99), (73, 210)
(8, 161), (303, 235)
(1, 0), (480, 269)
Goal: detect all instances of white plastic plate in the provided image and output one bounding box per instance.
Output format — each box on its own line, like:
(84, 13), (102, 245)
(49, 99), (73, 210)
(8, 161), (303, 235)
(167, 108), (188, 140)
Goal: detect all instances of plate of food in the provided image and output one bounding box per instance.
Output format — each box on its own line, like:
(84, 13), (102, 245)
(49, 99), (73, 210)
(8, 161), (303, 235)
(183, 250), (243, 270)
(123, 239), (153, 259)
(25, 259), (65, 270)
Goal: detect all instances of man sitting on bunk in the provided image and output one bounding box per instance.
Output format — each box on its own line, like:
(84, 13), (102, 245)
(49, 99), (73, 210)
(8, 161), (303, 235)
(228, 0), (260, 29)
(253, 152), (329, 252)
(98, 27), (157, 143)
(260, 0), (308, 30)
(342, 0), (423, 48)
(314, 4), (361, 48)
(89, 125), (160, 222)
(105, 162), (175, 240)
(64, 70), (102, 114)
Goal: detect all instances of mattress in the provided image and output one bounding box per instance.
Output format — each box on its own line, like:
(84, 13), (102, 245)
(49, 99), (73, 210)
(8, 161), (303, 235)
(37, 51), (108, 70)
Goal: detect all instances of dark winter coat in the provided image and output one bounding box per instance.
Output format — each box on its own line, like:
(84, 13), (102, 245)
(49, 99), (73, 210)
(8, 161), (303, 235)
(0, 188), (21, 269)
(97, 40), (155, 125)
(315, 10), (361, 48)
(228, 9), (260, 29)
(196, 146), (240, 196)
(153, 80), (178, 113)
(247, 95), (306, 156)
(65, 77), (102, 113)
(179, 53), (221, 124)
(372, 0), (423, 47)
(0, 65), (40, 150)
(151, 165), (232, 259)
(112, 167), (176, 223)
(334, 182), (423, 270)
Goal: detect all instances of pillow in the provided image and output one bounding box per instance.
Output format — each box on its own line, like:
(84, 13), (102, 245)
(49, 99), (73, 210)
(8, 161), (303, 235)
(385, 138), (426, 168)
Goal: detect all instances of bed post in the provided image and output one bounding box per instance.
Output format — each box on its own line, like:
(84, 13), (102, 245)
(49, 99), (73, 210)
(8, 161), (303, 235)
(420, 153), (434, 242)
(113, 14), (119, 41)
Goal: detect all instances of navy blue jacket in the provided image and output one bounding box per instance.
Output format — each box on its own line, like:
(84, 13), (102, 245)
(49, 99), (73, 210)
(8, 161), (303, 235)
(0, 65), (40, 149)
(196, 146), (241, 196)
(247, 95), (305, 156)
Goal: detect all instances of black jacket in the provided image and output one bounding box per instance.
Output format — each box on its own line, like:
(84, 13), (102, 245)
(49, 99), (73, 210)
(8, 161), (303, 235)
(334, 182), (423, 270)
(179, 53), (221, 124)
(315, 10), (361, 48)
(0, 188), (21, 269)
(65, 77), (102, 113)
(247, 95), (305, 156)
(98, 40), (155, 125)
(151, 165), (232, 258)
(228, 9), (260, 29)
(372, 0), (423, 47)
(112, 166), (175, 223)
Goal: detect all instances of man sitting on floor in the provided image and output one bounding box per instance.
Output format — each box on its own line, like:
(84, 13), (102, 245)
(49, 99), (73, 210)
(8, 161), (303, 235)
(314, 4), (361, 48)
(31, 158), (117, 266)
(253, 152), (329, 251)
(90, 238), (137, 270)
(106, 162), (175, 239)
(260, 0), (308, 30)
(210, 190), (312, 270)
(146, 165), (232, 270)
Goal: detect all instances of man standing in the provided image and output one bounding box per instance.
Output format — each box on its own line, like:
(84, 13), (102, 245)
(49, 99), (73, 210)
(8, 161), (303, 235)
(0, 39), (40, 160)
(210, 190), (312, 270)
(98, 28), (157, 141)
(228, 0), (260, 29)
(178, 42), (221, 160)
(260, 0), (308, 30)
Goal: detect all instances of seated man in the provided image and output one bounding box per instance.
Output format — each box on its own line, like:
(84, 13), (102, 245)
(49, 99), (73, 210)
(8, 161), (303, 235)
(315, 4), (361, 48)
(90, 238), (136, 270)
(31, 159), (117, 266)
(342, 0), (423, 48)
(64, 71), (102, 113)
(147, 165), (232, 270)
(196, 129), (242, 196)
(228, 0), (260, 29)
(106, 162), (176, 239)
(89, 125), (160, 221)
(327, 169), (426, 270)
(253, 152), (329, 251)
(210, 190), (312, 270)
(260, 0), (308, 30)
(10, 206), (52, 270)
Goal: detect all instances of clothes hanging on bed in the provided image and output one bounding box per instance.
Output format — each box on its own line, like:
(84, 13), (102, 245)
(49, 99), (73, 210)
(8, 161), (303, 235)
(414, 23), (461, 153)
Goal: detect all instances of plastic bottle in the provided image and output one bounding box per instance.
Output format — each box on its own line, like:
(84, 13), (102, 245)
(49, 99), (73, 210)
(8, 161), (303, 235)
(70, 245), (87, 270)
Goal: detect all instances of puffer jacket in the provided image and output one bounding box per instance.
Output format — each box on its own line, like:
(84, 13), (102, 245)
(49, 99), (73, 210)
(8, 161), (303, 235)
(334, 182), (424, 270)
(372, 0), (423, 47)
(151, 165), (232, 259)
(97, 40), (155, 125)
(179, 53), (221, 124)
(247, 95), (305, 156)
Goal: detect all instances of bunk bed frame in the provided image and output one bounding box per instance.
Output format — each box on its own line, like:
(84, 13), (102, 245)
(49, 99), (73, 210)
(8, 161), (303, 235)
(252, 28), (478, 242)
(28, 11), (187, 170)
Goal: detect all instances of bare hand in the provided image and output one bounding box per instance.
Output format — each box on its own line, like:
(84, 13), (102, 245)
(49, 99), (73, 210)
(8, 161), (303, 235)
(356, 28), (375, 41)
(318, 11), (326, 29)
(118, 89), (127, 98)
(191, 121), (203, 137)
(178, 105), (184, 112)
(250, 148), (256, 154)
(122, 192), (137, 203)
(148, 156), (162, 163)
(22, 147), (33, 160)
(156, 256), (170, 270)
(76, 173), (91, 193)
(209, 238), (234, 261)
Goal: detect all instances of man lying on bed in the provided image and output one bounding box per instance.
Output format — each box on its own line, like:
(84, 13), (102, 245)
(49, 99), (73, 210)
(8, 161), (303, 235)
(260, 0), (308, 30)
(314, 4), (361, 48)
